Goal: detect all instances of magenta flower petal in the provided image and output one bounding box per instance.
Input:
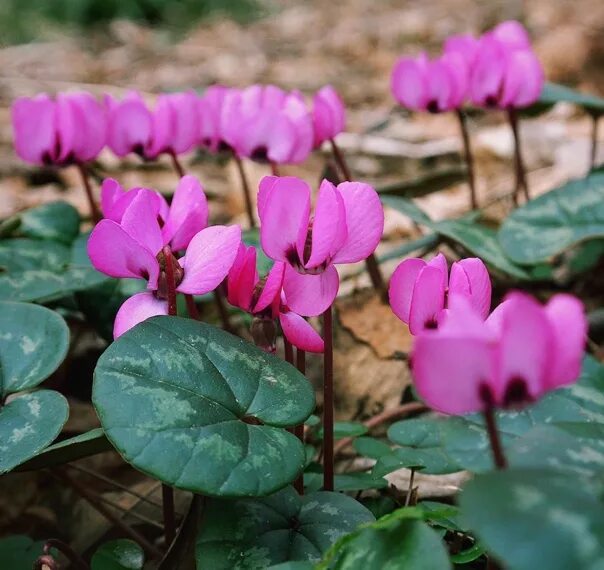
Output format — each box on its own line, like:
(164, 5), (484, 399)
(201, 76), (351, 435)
(544, 294), (587, 389)
(227, 243), (249, 307)
(167, 92), (199, 155)
(106, 93), (153, 157)
(177, 225), (241, 295)
(492, 20), (531, 50)
(388, 258), (426, 324)
(257, 175), (279, 219)
(120, 190), (164, 256)
(444, 34), (480, 65)
(253, 261), (285, 313)
(500, 49), (544, 108)
(496, 292), (552, 403)
(313, 85), (346, 148)
(199, 85), (230, 152)
(259, 177), (311, 263)
(469, 37), (507, 107)
(283, 264), (339, 317)
(408, 266), (446, 334)
(304, 180), (345, 269)
(87, 220), (160, 288)
(426, 253), (448, 291)
(64, 92), (106, 162)
(280, 310), (324, 353)
(331, 182), (384, 264)
(113, 292), (168, 339)
(12, 94), (57, 165)
(162, 175), (209, 251)
(100, 178), (125, 221)
(231, 244), (257, 311)
(449, 258), (492, 319)
(391, 54), (429, 111)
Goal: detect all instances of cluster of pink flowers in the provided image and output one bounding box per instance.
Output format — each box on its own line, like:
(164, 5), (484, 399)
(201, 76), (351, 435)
(11, 85), (346, 168)
(389, 255), (587, 416)
(391, 20), (544, 112)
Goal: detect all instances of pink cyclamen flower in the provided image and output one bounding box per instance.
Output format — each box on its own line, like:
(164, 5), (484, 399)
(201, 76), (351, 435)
(88, 176), (240, 337)
(222, 85), (313, 164)
(469, 31), (543, 109)
(106, 91), (199, 159)
(227, 244), (324, 353)
(444, 34), (480, 66)
(12, 91), (106, 166)
(312, 85), (346, 148)
(411, 292), (587, 415)
(198, 85), (236, 154)
(389, 253), (491, 335)
(258, 176), (384, 316)
(391, 52), (469, 113)
(100, 178), (169, 224)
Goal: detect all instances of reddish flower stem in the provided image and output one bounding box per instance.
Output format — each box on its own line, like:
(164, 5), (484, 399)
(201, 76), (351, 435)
(294, 348), (306, 495)
(213, 284), (234, 333)
(329, 138), (386, 301)
(34, 539), (89, 570)
(456, 110), (478, 210)
(233, 154), (256, 229)
(483, 406), (508, 470)
(161, 245), (178, 546)
(76, 163), (101, 223)
(590, 113), (600, 170)
(184, 294), (200, 320)
(283, 337), (294, 364)
(322, 305), (334, 491)
(270, 161), (280, 176)
(507, 108), (530, 203)
(169, 150), (185, 178)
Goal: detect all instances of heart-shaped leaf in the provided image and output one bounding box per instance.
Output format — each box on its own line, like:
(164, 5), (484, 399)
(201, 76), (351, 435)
(19, 201), (80, 245)
(195, 486), (374, 569)
(377, 167), (467, 198)
(0, 536), (46, 570)
(91, 539), (144, 570)
(460, 468), (604, 570)
(0, 390), (69, 473)
(93, 316), (315, 497)
(499, 170), (604, 264)
(304, 472), (388, 493)
(0, 301), (70, 396)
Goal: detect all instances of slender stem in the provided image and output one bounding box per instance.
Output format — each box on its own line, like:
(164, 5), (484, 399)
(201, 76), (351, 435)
(590, 114), (600, 170)
(483, 406), (508, 470)
(213, 284), (234, 333)
(76, 162), (101, 223)
(322, 305), (334, 491)
(233, 154), (256, 229)
(330, 138), (352, 181)
(41, 539), (88, 570)
(456, 110), (478, 210)
(404, 468), (416, 507)
(333, 402), (426, 457)
(95, 493), (165, 530)
(270, 161), (280, 176)
(163, 245), (178, 317)
(507, 107), (530, 203)
(283, 337), (294, 364)
(294, 348), (306, 495)
(329, 139), (386, 301)
(52, 469), (162, 558)
(161, 245), (178, 546)
(184, 294), (200, 320)
(169, 150), (185, 178)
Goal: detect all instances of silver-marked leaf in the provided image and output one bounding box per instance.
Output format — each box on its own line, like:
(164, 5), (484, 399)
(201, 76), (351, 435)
(0, 301), (69, 396)
(93, 316), (315, 497)
(460, 468), (604, 570)
(304, 472), (388, 493)
(499, 170), (604, 264)
(195, 486), (374, 569)
(0, 390), (69, 473)
(0, 536), (46, 570)
(19, 201), (80, 245)
(91, 539), (144, 570)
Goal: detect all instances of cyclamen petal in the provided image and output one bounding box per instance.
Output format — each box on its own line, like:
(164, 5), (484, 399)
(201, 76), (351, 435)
(253, 261), (285, 313)
(279, 311), (324, 353)
(499, 49), (544, 108)
(313, 85), (346, 147)
(449, 258), (492, 319)
(113, 292), (168, 339)
(12, 94), (56, 165)
(87, 220), (160, 288)
(177, 225), (242, 295)
(408, 266), (447, 334)
(389, 258), (427, 324)
(120, 190), (164, 256)
(106, 94), (153, 157)
(283, 264), (339, 317)
(100, 179), (169, 224)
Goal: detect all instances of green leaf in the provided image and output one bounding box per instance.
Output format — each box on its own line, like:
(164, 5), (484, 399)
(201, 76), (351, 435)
(0, 536), (45, 570)
(377, 167), (467, 198)
(195, 486), (375, 569)
(322, 515), (451, 569)
(93, 316), (315, 497)
(383, 417), (461, 475)
(15, 428), (112, 472)
(353, 436), (392, 459)
(304, 472), (388, 493)
(267, 563), (315, 570)
(530, 82), (604, 116)
(19, 201), (80, 245)
(380, 196), (433, 225)
(242, 228), (273, 275)
(0, 390), (69, 473)
(499, 170), (604, 264)
(91, 539), (144, 570)
(0, 301), (70, 396)
(317, 421), (368, 440)
(460, 468), (604, 570)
